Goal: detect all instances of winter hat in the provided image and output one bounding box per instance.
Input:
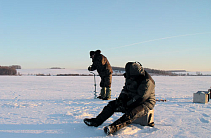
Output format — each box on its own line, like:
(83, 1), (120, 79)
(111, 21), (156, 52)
(90, 50), (101, 58)
(95, 50), (101, 55)
(90, 51), (95, 58)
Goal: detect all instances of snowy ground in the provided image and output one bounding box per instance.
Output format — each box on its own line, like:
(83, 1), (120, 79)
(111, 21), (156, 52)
(0, 75), (211, 138)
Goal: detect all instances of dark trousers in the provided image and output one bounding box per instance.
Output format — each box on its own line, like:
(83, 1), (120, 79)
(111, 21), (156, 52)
(100, 74), (112, 88)
(96, 99), (148, 133)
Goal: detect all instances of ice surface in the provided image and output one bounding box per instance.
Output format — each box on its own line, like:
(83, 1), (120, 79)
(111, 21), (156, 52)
(0, 75), (210, 138)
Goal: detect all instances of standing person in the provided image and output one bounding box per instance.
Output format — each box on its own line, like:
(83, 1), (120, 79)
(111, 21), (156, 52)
(88, 50), (113, 100)
(84, 62), (156, 135)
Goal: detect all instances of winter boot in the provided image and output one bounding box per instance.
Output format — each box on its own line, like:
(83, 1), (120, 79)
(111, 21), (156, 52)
(99, 87), (106, 99)
(84, 118), (102, 127)
(103, 114), (134, 135)
(104, 126), (113, 135)
(97, 95), (103, 99)
(103, 87), (111, 100)
(103, 124), (119, 135)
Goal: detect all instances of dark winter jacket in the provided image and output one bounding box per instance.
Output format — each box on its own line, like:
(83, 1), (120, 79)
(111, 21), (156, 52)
(120, 62), (156, 110)
(89, 50), (113, 77)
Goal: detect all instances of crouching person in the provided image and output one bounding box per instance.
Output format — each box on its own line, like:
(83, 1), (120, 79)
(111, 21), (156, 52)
(84, 62), (156, 135)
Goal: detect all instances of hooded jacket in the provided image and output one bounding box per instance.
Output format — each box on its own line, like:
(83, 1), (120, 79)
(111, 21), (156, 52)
(90, 50), (113, 77)
(121, 62), (156, 110)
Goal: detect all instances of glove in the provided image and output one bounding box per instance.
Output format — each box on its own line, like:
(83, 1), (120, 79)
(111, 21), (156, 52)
(88, 66), (91, 71)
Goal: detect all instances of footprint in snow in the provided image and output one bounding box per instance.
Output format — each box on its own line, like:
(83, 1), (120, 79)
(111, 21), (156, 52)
(199, 118), (209, 123)
(201, 113), (209, 117)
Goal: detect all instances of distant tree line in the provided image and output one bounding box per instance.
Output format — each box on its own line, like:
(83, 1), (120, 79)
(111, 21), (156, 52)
(144, 68), (178, 76)
(0, 66), (17, 75)
(112, 66), (178, 76)
(112, 67), (125, 72)
(10, 65), (21, 69)
(49, 67), (65, 69)
(165, 70), (186, 72)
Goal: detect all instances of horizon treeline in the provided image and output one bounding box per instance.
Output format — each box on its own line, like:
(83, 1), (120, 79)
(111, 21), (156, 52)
(0, 66), (17, 75)
(112, 66), (178, 76)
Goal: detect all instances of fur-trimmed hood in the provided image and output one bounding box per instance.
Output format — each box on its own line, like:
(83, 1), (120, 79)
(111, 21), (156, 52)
(125, 62), (145, 78)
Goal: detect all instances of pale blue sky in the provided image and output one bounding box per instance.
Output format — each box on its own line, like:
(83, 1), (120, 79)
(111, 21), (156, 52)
(0, 0), (211, 71)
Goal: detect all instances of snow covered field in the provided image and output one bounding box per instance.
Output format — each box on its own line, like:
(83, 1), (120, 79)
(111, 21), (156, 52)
(16, 69), (211, 76)
(0, 75), (211, 138)
(17, 69), (90, 76)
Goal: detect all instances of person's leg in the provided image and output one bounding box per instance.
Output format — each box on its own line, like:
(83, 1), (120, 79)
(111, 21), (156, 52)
(104, 74), (112, 100)
(104, 87), (111, 100)
(84, 100), (117, 127)
(104, 105), (149, 135)
(98, 87), (106, 99)
(98, 77), (106, 99)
